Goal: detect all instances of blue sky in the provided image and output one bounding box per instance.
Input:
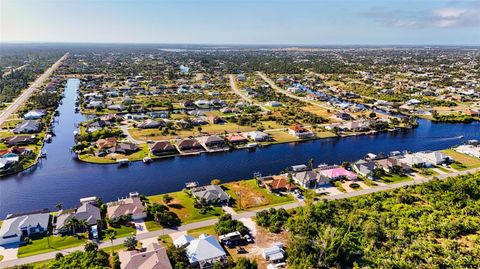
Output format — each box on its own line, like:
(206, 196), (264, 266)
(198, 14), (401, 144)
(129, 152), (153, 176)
(1, 0), (479, 45)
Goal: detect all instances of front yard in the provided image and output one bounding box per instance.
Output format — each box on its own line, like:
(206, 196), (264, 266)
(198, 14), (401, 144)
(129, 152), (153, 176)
(380, 173), (413, 184)
(223, 179), (294, 212)
(18, 234), (87, 258)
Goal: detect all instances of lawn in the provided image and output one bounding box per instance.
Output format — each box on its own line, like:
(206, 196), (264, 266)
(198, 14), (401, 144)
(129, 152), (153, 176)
(79, 144), (150, 164)
(380, 174), (412, 184)
(187, 225), (217, 237)
(17, 234), (87, 258)
(148, 191), (223, 224)
(442, 149), (480, 170)
(302, 105), (335, 120)
(267, 130), (300, 144)
(223, 179), (294, 212)
(109, 225), (136, 238)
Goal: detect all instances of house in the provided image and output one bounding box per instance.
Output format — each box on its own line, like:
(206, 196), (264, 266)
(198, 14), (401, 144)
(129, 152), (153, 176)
(2, 136), (36, 146)
(174, 234), (227, 269)
(288, 124), (315, 139)
(119, 242), (172, 269)
(333, 112), (354, 121)
(191, 185), (230, 204)
(23, 109), (46, 120)
(406, 99), (421, 106)
(138, 119), (164, 129)
(319, 167), (357, 181)
(96, 137), (117, 149)
(292, 170), (317, 188)
(54, 203), (101, 235)
(266, 101), (282, 107)
(398, 153), (428, 168)
(291, 164), (308, 172)
(107, 104), (126, 111)
(108, 142), (139, 155)
(197, 136), (228, 150)
(107, 193), (146, 222)
(149, 141), (177, 156)
(176, 138), (204, 152)
(147, 111), (169, 119)
(353, 160), (377, 177)
(247, 131), (269, 142)
(225, 133), (248, 144)
(207, 115), (223, 124)
(0, 212), (50, 245)
(375, 157), (411, 173)
(262, 244), (285, 263)
(415, 151), (451, 165)
(13, 121), (42, 134)
(263, 175), (297, 192)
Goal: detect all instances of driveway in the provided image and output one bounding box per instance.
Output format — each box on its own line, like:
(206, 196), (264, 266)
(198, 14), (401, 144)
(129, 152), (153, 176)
(0, 244), (19, 261)
(133, 219), (148, 234)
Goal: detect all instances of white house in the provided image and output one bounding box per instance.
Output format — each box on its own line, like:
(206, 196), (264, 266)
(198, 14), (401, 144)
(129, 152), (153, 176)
(455, 145), (480, 158)
(0, 213), (50, 245)
(174, 234), (227, 269)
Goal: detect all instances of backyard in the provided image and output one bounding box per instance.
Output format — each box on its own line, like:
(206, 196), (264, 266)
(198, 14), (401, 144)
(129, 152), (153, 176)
(17, 234), (87, 258)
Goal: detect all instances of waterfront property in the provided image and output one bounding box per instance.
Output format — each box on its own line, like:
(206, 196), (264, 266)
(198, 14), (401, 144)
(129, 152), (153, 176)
(0, 211), (50, 245)
(191, 185), (230, 205)
(107, 193), (146, 223)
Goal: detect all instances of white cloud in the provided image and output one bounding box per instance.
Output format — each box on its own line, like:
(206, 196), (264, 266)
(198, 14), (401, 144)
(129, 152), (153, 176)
(431, 8), (466, 19)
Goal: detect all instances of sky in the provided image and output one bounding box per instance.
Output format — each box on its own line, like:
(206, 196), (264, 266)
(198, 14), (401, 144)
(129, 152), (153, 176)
(1, 0), (479, 45)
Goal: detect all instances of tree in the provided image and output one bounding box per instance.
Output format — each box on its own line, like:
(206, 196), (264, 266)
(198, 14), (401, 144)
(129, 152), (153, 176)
(84, 242), (98, 252)
(65, 216), (80, 234)
(123, 236), (138, 251)
(167, 245), (190, 269)
(55, 203), (63, 211)
(162, 194), (173, 205)
(369, 112), (377, 119)
(105, 228), (117, 254)
(307, 158), (315, 170)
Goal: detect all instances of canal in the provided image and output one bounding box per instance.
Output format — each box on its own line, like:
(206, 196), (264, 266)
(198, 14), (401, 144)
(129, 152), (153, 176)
(1, 78), (479, 217)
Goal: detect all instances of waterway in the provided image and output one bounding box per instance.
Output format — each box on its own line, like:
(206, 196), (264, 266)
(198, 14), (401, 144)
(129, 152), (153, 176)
(1, 78), (479, 217)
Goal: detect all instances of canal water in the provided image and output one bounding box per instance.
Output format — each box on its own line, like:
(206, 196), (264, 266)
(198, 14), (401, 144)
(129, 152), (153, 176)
(1, 79), (479, 217)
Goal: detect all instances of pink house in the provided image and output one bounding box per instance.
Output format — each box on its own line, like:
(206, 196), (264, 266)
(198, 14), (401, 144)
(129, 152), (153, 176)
(320, 167), (357, 180)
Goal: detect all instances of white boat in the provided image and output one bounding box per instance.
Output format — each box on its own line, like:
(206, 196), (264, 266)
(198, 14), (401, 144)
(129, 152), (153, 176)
(143, 157), (152, 164)
(117, 159), (129, 166)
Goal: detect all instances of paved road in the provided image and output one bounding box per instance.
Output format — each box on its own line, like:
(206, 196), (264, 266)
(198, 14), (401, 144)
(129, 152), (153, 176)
(228, 74), (269, 112)
(0, 53), (68, 127)
(257, 72), (334, 111)
(1, 167), (479, 268)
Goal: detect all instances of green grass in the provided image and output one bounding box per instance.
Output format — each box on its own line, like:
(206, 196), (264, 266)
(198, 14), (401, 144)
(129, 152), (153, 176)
(145, 218), (163, 232)
(442, 149), (480, 170)
(223, 179), (294, 212)
(158, 235), (173, 248)
(79, 144), (150, 164)
(187, 225), (216, 237)
(110, 225), (136, 238)
(102, 244), (127, 253)
(380, 174), (413, 184)
(333, 181), (346, 192)
(148, 191), (223, 224)
(17, 234), (87, 258)
(0, 255), (3, 262)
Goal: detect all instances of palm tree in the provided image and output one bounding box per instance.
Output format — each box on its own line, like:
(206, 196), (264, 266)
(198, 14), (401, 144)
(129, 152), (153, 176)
(287, 174), (295, 192)
(105, 228), (117, 254)
(307, 158), (315, 170)
(66, 216), (80, 235)
(78, 219), (88, 232)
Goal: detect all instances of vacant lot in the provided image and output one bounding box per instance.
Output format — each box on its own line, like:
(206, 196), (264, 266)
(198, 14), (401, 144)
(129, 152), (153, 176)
(223, 179), (294, 211)
(148, 191), (223, 224)
(442, 149), (480, 170)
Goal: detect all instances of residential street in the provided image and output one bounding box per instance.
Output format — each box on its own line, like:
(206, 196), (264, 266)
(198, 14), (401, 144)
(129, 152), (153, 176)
(228, 74), (269, 112)
(0, 53), (68, 126)
(1, 166), (479, 268)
